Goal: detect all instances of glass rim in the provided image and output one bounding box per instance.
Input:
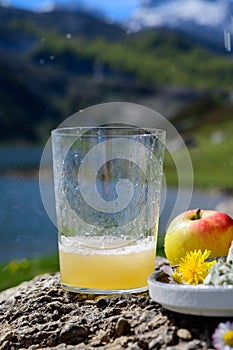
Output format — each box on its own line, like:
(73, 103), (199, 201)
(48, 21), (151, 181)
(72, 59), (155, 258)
(51, 126), (166, 138)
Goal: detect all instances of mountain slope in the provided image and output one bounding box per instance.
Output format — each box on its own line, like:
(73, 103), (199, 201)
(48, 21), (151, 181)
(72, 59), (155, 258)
(0, 6), (126, 47)
(0, 6), (233, 143)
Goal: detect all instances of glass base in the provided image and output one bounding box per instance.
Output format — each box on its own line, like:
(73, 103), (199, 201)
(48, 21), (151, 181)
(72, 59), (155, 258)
(61, 283), (148, 295)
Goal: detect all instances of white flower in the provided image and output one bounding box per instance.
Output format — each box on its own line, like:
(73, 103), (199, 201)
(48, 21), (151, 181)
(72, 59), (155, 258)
(212, 321), (233, 350)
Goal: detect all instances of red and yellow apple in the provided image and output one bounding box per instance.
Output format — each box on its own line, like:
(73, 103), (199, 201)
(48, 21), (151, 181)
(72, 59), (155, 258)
(164, 208), (233, 265)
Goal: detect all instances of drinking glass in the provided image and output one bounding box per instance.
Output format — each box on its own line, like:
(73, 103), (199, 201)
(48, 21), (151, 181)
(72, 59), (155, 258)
(52, 126), (166, 294)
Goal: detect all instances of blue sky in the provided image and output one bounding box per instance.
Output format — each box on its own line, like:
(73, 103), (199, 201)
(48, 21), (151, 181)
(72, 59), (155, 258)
(3, 0), (141, 20)
(3, 0), (233, 25)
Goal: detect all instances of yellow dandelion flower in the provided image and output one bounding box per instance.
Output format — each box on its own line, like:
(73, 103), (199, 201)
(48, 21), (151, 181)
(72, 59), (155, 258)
(175, 249), (216, 285)
(171, 271), (183, 284)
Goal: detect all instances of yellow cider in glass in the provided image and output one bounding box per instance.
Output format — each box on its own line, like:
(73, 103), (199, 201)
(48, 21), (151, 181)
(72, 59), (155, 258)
(59, 236), (156, 292)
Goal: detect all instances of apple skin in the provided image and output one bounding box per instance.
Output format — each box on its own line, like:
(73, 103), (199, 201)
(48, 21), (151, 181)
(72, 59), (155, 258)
(164, 209), (233, 265)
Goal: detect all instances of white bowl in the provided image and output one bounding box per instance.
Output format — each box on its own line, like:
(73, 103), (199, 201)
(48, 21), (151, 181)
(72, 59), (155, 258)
(148, 270), (233, 316)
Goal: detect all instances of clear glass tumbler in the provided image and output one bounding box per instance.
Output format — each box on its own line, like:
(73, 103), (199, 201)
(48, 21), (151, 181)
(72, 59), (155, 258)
(52, 126), (166, 294)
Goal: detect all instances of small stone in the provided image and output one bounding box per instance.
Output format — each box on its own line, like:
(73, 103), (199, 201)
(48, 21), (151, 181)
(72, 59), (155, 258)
(97, 298), (109, 308)
(177, 328), (192, 340)
(0, 331), (13, 343)
(148, 315), (167, 329)
(115, 317), (131, 336)
(101, 332), (110, 344)
(115, 300), (128, 308)
(60, 323), (88, 340)
(148, 334), (163, 349)
(137, 339), (149, 350)
(139, 310), (157, 323)
(0, 340), (12, 350)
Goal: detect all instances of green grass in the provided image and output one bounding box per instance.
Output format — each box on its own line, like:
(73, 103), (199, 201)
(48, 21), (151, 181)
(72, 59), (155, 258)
(189, 121), (233, 189)
(0, 253), (59, 292)
(164, 115), (233, 190)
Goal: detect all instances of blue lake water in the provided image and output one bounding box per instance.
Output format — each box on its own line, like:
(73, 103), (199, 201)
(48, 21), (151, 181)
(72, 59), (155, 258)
(0, 176), (227, 264)
(0, 176), (57, 263)
(0, 146), (228, 264)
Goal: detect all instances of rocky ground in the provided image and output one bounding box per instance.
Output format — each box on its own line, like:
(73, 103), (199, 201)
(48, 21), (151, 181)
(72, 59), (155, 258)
(0, 258), (232, 350)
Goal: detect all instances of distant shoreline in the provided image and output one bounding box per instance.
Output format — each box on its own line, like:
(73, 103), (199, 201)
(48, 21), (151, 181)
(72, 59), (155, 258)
(0, 167), (39, 179)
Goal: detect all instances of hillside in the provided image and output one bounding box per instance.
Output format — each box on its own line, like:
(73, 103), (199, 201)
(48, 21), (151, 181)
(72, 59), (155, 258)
(0, 6), (233, 144)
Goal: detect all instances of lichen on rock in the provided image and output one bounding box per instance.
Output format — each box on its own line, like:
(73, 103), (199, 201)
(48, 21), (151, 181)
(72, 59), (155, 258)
(204, 240), (233, 286)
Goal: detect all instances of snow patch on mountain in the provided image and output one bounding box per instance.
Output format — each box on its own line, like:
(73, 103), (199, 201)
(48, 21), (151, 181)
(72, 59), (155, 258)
(128, 0), (232, 32)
